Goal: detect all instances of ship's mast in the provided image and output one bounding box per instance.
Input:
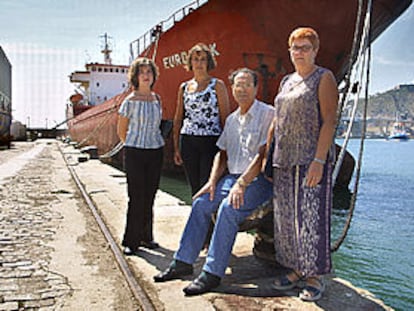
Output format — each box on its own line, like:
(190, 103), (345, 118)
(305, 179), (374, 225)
(100, 33), (112, 65)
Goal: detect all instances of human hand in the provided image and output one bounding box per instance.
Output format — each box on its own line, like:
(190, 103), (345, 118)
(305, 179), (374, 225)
(229, 183), (245, 209)
(305, 161), (323, 187)
(173, 150), (183, 165)
(193, 181), (216, 201)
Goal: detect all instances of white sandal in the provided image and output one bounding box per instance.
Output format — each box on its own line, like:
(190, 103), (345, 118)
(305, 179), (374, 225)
(299, 277), (325, 302)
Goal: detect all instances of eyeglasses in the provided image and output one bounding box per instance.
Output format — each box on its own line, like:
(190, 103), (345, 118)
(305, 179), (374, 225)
(289, 45), (314, 53)
(233, 82), (255, 89)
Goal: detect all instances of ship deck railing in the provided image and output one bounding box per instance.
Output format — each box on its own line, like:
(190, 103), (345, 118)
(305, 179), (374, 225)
(129, 0), (208, 62)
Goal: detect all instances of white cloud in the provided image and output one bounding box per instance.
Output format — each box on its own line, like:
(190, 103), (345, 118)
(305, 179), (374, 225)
(373, 55), (414, 67)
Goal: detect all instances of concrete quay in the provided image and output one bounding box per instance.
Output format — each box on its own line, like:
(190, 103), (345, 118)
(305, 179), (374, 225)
(0, 141), (140, 310)
(0, 140), (392, 310)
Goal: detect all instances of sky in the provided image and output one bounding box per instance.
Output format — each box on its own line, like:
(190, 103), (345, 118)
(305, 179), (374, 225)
(1, 0), (413, 128)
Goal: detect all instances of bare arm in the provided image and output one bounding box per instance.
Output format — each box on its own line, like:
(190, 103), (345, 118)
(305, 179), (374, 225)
(215, 79), (231, 127)
(117, 115), (129, 143)
(306, 70), (339, 187)
(173, 83), (185, 165)
(263, 119), (275, 174)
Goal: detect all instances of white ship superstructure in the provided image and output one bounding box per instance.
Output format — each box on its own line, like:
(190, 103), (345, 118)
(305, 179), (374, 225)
(69, 33), (129, 107)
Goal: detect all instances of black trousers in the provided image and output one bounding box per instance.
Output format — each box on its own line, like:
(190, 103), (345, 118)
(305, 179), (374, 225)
(122, 146), (163, 249)
(180, 134), (219, 195)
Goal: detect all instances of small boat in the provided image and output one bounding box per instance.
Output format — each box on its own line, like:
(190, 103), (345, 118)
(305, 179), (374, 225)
(65, 0), (412, 169)
(388, 121), (410, 140)
(0, 46), (12, 148)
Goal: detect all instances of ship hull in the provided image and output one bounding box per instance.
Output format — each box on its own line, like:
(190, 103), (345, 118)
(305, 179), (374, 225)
(66, 0), (412, 170)
(388, 134), (409, 140)
(67, 92), (129, 162)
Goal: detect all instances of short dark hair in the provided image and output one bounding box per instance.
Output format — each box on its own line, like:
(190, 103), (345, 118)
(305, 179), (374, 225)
(185, 43), (217, 72)
(228, 68), (258, 86)
(128, 57), (159, 89)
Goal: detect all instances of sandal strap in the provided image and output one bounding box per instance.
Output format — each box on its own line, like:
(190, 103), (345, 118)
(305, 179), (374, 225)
(306, 276), (324, 289)
(299, 280), (326, 302)
(284, 270), (302, 283)
(300, 286), (321, 301)
(290, 270), (303, 280)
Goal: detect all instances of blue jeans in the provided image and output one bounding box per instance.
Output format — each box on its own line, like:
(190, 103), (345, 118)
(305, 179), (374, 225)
(174, 173), (273, 278)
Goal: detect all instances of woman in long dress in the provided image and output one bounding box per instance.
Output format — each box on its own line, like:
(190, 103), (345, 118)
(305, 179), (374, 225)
(270, 27), (338, 302)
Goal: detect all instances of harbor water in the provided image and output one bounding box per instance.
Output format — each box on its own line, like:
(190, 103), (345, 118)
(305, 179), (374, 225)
(160, 138), (414, 310)
(332, 139), (414, 311)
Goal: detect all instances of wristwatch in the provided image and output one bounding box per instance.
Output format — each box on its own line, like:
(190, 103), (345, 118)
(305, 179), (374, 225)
(237, 177), (248, 188)
(313, 157), (326, 165)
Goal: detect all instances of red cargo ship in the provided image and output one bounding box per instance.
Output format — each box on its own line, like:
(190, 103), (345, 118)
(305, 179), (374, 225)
(66, 0), (412, 170)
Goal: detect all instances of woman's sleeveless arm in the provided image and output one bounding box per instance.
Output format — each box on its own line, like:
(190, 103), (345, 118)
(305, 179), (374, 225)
(305, 69), (339, 188)
(173, 83), (186, 165)
(215, 79), (230, 128)
(315, 69), (338, 161)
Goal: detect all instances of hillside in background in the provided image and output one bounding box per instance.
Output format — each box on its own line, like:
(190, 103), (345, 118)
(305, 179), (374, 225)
(339, 84), (414, 138)
(367, 84), (414, 120)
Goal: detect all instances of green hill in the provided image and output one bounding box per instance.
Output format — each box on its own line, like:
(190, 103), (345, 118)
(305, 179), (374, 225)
(367, 84), (414, 119)
(339, 84), (414, 138)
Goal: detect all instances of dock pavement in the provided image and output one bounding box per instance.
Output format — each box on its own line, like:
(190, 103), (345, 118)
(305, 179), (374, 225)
(1, 140), (392, 310)
(61, 140), (392, 311)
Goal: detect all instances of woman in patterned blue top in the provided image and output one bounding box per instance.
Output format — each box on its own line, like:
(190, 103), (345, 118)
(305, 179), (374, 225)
(117, 57), (164, 255)
(173, 43), (230, 196)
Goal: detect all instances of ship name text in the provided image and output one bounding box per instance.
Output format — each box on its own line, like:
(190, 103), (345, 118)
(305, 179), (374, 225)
(162, 43), (219, 69)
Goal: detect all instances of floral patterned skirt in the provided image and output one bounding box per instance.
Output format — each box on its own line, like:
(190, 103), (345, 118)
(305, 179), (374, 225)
(272, 163), (332, 277)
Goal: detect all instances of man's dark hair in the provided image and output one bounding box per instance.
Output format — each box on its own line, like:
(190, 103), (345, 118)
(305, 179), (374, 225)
(228, 68), (258, 86)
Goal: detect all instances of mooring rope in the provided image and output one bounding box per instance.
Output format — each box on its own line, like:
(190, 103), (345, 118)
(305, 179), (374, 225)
(99, 140), (124, 159)
(333, 0), (367, 184)
(75, 103), (119, 148)
(331, 0), (372, 252)
(335, 0), (364, 117)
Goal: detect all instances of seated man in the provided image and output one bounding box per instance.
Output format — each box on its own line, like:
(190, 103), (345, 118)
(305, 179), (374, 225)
(154, 67), (275, 296)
